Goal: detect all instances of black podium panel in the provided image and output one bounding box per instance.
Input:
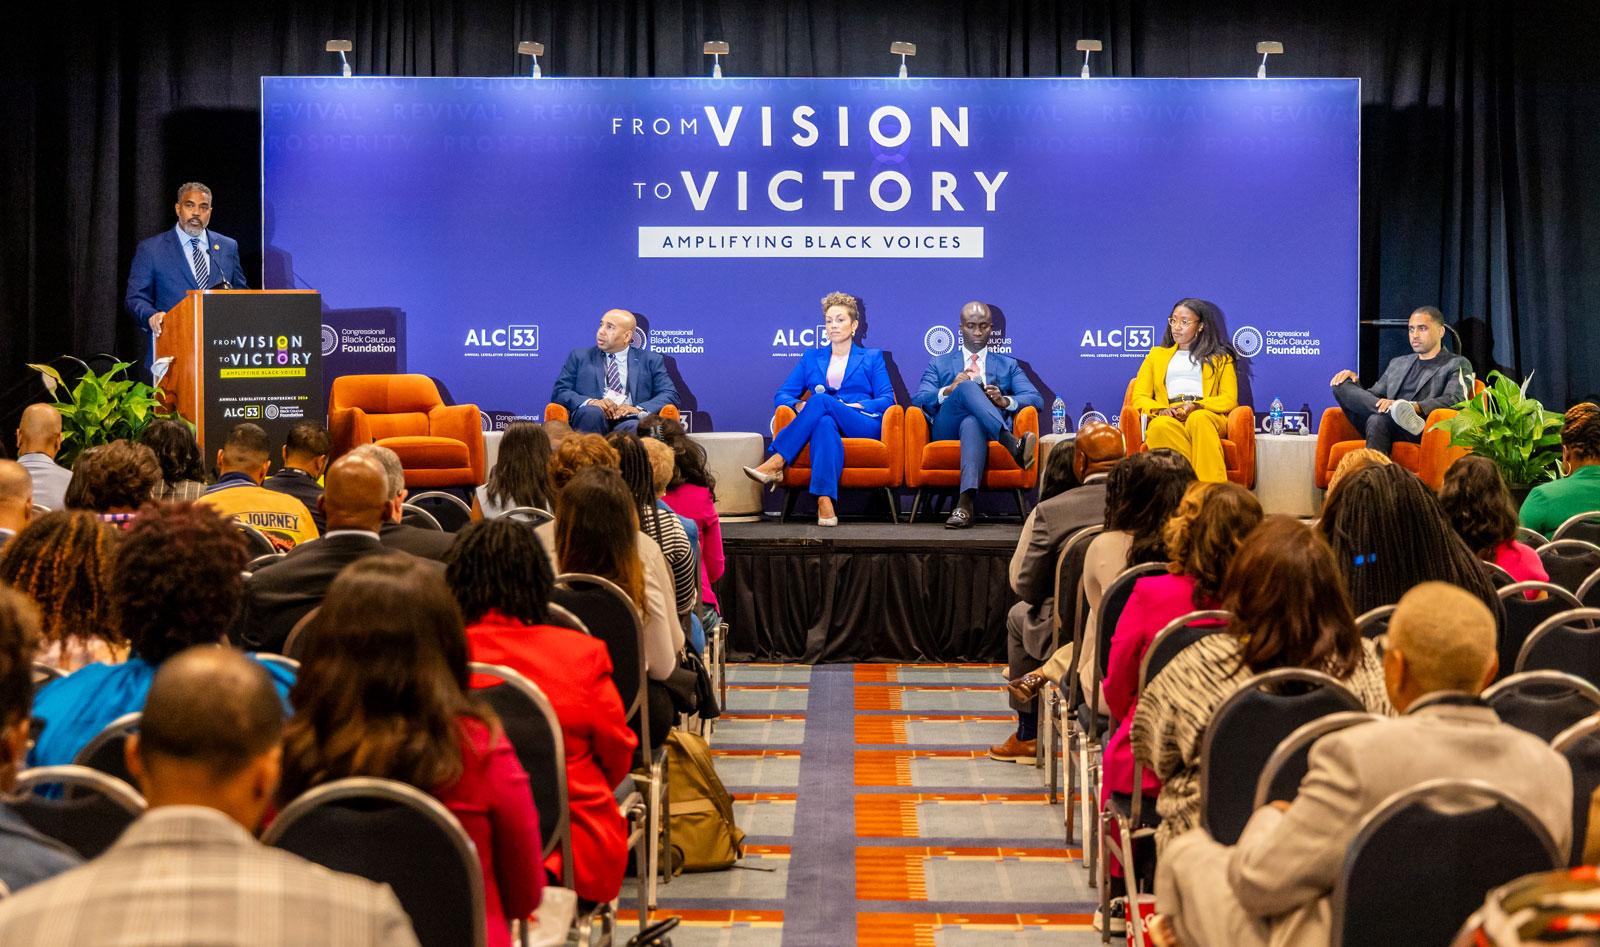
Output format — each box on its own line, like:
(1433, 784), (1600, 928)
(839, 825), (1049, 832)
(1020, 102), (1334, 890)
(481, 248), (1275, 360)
(201, 292), (323, 463)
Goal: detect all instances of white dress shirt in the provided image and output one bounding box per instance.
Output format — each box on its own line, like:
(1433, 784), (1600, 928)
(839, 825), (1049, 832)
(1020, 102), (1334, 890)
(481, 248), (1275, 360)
(603, 350), (630, 403)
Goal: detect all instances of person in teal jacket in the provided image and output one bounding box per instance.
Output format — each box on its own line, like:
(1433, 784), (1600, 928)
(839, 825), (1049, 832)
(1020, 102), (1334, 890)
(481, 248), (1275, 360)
(1520, 402), (1600, 536)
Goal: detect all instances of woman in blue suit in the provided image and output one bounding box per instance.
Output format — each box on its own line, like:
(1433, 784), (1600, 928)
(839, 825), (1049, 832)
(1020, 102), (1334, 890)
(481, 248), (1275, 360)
(743, 292), (896, 526)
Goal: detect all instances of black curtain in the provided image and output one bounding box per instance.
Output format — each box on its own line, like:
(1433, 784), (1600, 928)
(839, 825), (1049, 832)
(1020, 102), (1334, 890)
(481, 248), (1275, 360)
(3, 0), (1598, 418)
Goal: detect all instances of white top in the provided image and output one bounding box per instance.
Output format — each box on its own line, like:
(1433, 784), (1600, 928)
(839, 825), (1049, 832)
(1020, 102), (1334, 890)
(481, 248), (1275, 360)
(826, 351), (849, 390)
(1165, 350), (1204, 399)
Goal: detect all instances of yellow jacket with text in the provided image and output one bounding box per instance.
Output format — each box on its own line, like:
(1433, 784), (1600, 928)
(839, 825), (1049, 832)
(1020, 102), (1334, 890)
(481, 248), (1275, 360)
(1130, 345), (1239, 416)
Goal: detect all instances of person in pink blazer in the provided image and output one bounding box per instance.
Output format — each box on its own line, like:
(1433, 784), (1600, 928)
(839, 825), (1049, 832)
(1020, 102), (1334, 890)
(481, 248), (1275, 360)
(641, 413), (725, 612)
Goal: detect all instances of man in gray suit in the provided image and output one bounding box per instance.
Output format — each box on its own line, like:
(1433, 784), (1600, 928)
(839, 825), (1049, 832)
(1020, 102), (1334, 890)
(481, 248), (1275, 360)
(1330, 306), (1472, 454)
(989, 420), (1125, 762)
(0, 647), (420, 946)
(1150, 582), (1571, 947)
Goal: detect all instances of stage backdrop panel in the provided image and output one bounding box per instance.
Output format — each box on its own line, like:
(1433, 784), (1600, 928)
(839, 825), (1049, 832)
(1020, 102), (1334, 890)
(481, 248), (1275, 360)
(262, 77), (1358, 436)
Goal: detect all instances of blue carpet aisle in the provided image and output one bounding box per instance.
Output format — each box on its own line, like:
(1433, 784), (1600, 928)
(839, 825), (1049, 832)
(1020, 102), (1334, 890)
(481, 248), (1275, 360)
(618, 663), (1104, 945)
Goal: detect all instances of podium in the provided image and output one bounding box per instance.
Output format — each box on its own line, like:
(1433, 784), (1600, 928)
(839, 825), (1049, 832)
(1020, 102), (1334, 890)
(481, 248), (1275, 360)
(155, 290), (324, 455)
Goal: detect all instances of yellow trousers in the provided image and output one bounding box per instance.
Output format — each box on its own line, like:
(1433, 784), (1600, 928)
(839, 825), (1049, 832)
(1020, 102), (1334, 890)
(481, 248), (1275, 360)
(1145, 409), (1229, 482)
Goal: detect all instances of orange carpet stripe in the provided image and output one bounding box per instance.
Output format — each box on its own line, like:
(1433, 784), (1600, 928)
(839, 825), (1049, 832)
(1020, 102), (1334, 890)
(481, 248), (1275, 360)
(856, 848), (929, 901)
(854, 689), (903, 710)
(855, 796), (921, 837)
(645, 908), (785, 926)
(741, 844), (791, 857)
(854, 665), (896, 682)
(854, 717), (909, 744)
(724, 685), (810, 691)
(710, 749), (801, 758)
(857, 913), (1091, 945)
(718, 714), (806, 721)
(731, 793), (797, 802)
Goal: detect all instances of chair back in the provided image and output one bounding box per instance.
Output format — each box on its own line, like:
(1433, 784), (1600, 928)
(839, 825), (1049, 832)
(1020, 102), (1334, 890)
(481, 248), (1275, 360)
(1579, 568), (1600, 608)
(1253, 711), (1384, 808)
(1517, 608), (1600, 682)
(1200, 669), (1366, 844)
(31, 663), (64, 689)
(1050, 525), (1102, 712)
(284, 605), (321, 660)
(253, 653), (300, 676)
(233, 521), (278, 556)
(71, 712), (140, 787)
(1552, 512), (1600, 544)
(1482, 561), (1517, 590)
(1537, 540), (1600, 593)
(545, 602), (589, 634)
(468, 663), (572, 882)
(1139, 610), (1235, 689)
(1482, 671), (1600, 743)
(246, 552), (285, 572)
(1498, 583), (1584, 680)
(408, 490), (473, 532)
(264, 777), (486, 947)
(8, 765), (145, 858)
(1517, 526), (1549, 549)
(1084, 561), (1168, 734)
(1552, 715), (1600, 866)
(552, 573), (647, 732)
(503, 506), (555, 527)
(399, 502), (443, 531)
(1329, 779), (1562, 947)
(1354, 604), (1396, 640)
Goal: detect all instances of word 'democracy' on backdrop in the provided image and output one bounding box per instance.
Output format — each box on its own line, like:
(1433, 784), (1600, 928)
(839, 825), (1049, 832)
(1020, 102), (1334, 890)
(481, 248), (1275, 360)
(262, 77), (1359, 434)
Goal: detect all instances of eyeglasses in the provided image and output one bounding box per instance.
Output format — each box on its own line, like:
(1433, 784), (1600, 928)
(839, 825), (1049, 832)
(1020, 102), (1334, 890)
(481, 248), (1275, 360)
(1168, 317), (1199, 328)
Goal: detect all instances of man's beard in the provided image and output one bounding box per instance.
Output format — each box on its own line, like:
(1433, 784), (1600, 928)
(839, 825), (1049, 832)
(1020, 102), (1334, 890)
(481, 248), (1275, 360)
(180, 220), (205, 237)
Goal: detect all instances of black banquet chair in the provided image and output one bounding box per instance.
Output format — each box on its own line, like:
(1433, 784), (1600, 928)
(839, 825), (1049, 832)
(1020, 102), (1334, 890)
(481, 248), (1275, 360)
(1516, 608), (1600, 683)
(1253, 711), (1384, 808)
(71, 711), (141, 788)
(1354, 604), (1395, 640)
(1536, 539), (1600, 593)
(1042, 523), (1100, 814)
(1551, 715), (1600, 866)
(408, 490), (473, 532)
(232, 520), (278, 556)
(1497, 582), (1583, 681)
(263, 776), (486, 947)
(504, 506), (555, 527)
(1551, 512), (1600, 545)
(1329, 779), (1562, 947)
(1482, 670), (1600, 742)
(8, 764), (146, 858)
(398, 502), (444, 531)
(1577, 568), (1600, 608)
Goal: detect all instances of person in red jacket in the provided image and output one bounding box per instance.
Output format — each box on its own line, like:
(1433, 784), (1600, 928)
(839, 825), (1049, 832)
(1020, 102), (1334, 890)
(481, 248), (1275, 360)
(444, 518), (638, 905)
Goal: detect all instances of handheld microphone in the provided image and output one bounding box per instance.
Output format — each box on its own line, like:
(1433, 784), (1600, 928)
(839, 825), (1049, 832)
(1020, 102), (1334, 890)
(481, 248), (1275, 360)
(814, 384), (826, 394)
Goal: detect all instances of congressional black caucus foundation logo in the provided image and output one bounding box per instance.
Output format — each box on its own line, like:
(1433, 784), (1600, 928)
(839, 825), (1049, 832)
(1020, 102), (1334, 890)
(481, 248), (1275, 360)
(924, 325), (956, 357)
(320, 324), (339, 357)
(1232, 326), (1264, 359)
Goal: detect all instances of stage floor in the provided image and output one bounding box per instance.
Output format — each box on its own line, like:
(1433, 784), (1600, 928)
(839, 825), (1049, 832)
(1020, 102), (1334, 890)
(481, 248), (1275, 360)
(719, 520), (1024, 665)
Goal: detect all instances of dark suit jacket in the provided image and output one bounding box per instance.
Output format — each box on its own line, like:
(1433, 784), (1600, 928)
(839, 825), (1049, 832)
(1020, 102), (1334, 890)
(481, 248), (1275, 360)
(236, 533), (432, 653)
(774, 345), (896, 414)
(912, 349), (1043, 418)
(1371, 351), (1472, 415)
(379, 521), (456, 561)
(1010, 480), (1108, 658)
(261, 469), (326, 533)
(124, 228), (249, 370)
(550, 346), (678, 415)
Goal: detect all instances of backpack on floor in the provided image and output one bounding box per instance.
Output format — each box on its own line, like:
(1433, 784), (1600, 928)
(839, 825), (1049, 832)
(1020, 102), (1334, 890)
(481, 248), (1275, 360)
(665, 729), (745, 873)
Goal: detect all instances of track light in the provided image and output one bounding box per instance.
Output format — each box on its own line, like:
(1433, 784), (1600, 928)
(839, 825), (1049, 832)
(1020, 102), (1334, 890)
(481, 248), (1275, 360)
(1256, 41), (1282, 79)
(517, 41), (545, 78)
(703, 41), (728, 79)
(1076, 40), (1102, 79)
(326, 40), (352, 78)
(890, 42), (916, 80)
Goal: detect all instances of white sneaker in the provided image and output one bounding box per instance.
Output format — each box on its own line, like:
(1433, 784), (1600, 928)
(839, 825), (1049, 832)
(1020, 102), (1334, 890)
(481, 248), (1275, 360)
(1388, 400), (1426, 435)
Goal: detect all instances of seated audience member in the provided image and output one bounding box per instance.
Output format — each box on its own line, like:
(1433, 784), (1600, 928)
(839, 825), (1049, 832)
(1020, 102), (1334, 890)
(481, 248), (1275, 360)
(1323, 446), (1391, 503)
(556, 467), (681, 748)
(0, 587), (82, 893)
(992, 448), (1194, 762)
(0, 647), (419, 946)
(1000, 421), (1126, 741)
(63, 439), (161, 527)
(262, 421), (330, 533)
(13, 404), (71, 512)
(0, 460), (33, 545)
(1521, 402), (1600, 536)
(348, 443), (455, 560)
(1328, 305), (1472, 454)
(197, 423), (318, 550)
(0, 511), (125, 670)
(1440, 454), (1549, 591)
(1317, 463), (1501, 616)
(1150, 582), (1571, 947)
(444, 519), (637, 904)
(472, 421), (553, 520)
(1454, 868), (1600, 947)
(278, 557), (541, 947)
(643, 435), (707, 653)
(1132, 517), (1392, 854)
(31, 502), (293, 768)
(236, 454), (427, 654)
(140, 417), (208, 501)
(613, 434), (697, 624)
(642, 413), (725, 616)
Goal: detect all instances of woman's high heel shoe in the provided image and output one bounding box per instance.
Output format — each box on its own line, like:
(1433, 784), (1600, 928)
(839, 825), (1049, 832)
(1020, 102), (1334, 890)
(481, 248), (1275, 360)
(1005, 673), (1047, 703)
(742, 465), (782, 486)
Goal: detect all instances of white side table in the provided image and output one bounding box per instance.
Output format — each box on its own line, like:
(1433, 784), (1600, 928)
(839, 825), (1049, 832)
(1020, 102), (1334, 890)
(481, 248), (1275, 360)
(1037, 432), (1075, 486)
(1254, 432), (1323, 517)
(690, 432), (766, 518)
(482, 430), (502, 478)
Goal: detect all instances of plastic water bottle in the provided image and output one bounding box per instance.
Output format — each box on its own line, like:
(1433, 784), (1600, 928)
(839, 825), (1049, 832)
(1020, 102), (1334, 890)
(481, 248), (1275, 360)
(1052, 397), (1067, 435)
(1269, 397), (1285, 436)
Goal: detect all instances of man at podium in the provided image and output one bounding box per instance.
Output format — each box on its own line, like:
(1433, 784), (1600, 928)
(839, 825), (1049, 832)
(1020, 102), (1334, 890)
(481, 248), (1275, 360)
(124, 182), (249, 377)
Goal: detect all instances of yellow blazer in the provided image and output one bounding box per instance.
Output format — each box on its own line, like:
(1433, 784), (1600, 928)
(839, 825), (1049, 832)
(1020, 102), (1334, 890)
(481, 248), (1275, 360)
(1130, 345), (1238, 416)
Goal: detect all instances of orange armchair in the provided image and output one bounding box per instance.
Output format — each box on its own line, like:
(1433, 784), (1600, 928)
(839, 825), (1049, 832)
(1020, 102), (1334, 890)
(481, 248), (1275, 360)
(329, 374), (485, 489)
(772, 399), (903, 523)
(543, 403), (679, 424)
(1118, 380), (1256, 487)
(904, 406), (1039, 521)
(1314, 379), (1484, 492)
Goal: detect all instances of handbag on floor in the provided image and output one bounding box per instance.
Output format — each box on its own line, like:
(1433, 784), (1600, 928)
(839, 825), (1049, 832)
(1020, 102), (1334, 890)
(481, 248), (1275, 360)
(664, 729), (745, 873)
(662, 649), (720, 720)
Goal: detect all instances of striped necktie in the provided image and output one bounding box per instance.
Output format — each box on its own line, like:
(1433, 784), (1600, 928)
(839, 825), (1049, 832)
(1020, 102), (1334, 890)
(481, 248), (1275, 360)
(605, 353), (623, 397)
(190, 238), (209, 288)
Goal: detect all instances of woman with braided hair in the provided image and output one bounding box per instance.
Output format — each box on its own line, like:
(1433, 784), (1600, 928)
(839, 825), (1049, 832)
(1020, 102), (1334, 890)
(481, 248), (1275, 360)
(607, 432), (698, 626)
(1520, 402), (1600, 535)
(0, 511), (126, 670)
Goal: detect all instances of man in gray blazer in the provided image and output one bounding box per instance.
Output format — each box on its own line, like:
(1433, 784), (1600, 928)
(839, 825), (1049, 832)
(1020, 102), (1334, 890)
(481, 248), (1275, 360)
(0, 647), (420, 946)
(1329, 306), (1472, 453)
(1151, 582), (1571, 947)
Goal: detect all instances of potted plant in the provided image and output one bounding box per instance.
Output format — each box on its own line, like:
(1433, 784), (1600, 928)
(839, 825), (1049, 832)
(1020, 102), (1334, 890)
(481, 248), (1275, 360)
(1434, 369), (1564, 503)
(25, 361), (181, 468)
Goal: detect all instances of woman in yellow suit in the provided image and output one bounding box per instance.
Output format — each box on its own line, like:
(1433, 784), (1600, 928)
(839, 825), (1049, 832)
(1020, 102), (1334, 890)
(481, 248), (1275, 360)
(1130, 298), (1238, 483)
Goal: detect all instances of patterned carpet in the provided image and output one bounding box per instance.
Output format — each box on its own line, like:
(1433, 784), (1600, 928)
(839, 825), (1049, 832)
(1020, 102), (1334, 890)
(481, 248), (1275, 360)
(618, 663), (1104, 946)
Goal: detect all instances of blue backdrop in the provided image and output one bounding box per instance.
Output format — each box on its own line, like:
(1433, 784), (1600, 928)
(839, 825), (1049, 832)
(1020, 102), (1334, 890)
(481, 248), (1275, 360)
(261, 76), (1359, 435)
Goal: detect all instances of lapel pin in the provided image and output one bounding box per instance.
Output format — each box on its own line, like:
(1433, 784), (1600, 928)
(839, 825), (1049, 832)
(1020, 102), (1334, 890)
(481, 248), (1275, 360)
(213, 244), (220, 251)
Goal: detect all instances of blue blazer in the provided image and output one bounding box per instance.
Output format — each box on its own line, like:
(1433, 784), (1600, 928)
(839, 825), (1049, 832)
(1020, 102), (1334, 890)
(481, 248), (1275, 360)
(912, 349), (1044, 417)
(551, 346), (679, 415)
(775, 345), (896, 415)
(125, 229), (249, 367)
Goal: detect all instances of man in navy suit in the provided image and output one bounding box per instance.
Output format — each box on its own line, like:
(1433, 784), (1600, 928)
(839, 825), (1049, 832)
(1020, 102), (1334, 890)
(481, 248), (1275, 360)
(550, 309), (679, 434)
(124, 182), (249, 379)
(913, 302), (1042, 528)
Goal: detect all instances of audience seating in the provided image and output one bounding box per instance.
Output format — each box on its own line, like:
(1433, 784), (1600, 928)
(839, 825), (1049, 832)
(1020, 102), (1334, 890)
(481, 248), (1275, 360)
(399, 502), (444, 531)
(283, 605), (321, 661)
(541, 403), (679, 425)
(1328, 779), (1562, 947)
(409, 491), (473, 532)
(234, 521), (277, 557)
(545, 603), (588, 634)
(770, 399), (904, 523)
(1313, 378), (1483, 492)
(1552, 512), (1600, 544)
(1483, 561), (1517, 589)
(1481, 671), (1600, 742)
(30, 663), (64, 689)
(1551, 715), (1600, 866)
(1536, 539), (1600, 593)
(1253, 712), (1384, 808)
(72, 712), (140, 788)
(1354, 604), (1396, 640)
(903, 405), (1039, 520)
(329, 375), (485, 489)
(1517, 526), (1549, 548)
(264, 776), (487, 947)
(1198, 669), (1367, 846)
(1579, 569), (1600, 608)
(1498, 583), (1584, 681)
(1118, 380), (1256, 487)
(504, 507), (555, 527)
(1517, 608), (1600, 680)
(1041, 524), (1102, 814)
(246, 552), (284, 572)
(9, 764), (145, 858)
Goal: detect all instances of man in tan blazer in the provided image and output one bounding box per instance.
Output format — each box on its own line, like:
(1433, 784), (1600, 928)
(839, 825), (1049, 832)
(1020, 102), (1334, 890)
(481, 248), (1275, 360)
(1151, 582), (1572, 947)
